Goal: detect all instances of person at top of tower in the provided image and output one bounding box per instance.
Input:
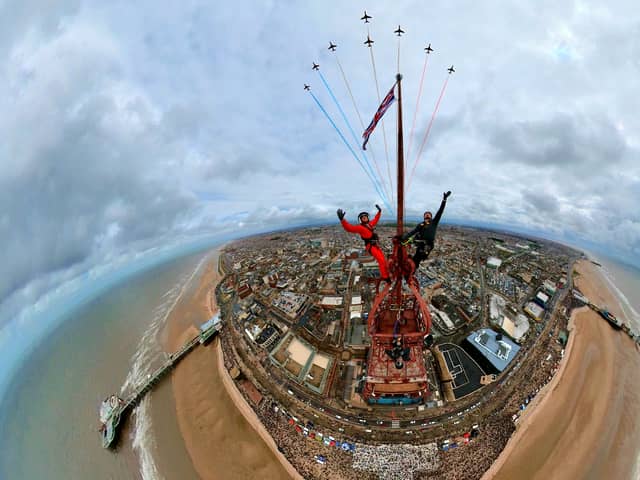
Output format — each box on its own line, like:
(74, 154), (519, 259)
(402, 191), (451, 269)
(337, 204), (390, 282)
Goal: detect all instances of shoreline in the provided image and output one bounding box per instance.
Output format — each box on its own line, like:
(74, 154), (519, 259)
(485, 259), (640, 479)
(481, 304), (581, 479)
(165, 249), (300, 479)
(162, 251), (640, 480)
(214, 342), (304, 480)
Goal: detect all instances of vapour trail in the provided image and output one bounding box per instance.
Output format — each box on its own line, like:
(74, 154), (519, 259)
(317, 70), (392, 209)
(406, 54), (430, 169)
(309, 91), (393, 212)
(407, 75), (450, 192)
(334, 55), (392, 204)
(367, 27), (395, 206)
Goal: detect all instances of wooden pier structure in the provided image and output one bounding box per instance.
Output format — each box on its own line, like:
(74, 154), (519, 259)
(100, 321), (222, 448)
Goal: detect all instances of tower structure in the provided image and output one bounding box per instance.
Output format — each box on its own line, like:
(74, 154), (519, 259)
(362, 74), (433, 405)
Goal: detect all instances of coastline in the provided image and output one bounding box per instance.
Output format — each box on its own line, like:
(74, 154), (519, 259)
(159, 251), (640, 480)
(484, 259), (640, 480)
(165, 250), (300, 480)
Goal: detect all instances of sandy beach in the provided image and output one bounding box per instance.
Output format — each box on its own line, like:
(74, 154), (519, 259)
(164, 251), (300, 480)
(485, 260), (640, 480)
(161, 252), (640, 480)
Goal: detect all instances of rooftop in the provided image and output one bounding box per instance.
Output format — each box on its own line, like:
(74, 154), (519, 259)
(466, 328), (520, 372)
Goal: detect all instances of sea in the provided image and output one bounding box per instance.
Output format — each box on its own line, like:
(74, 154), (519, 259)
(0, 246), (216, 480)
(0, 239), (639, 479)
(586, 252), (640, 332)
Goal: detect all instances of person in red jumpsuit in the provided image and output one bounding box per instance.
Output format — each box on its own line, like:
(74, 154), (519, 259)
(337, 204), (390, 281)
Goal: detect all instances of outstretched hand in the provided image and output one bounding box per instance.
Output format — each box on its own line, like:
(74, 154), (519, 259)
(337, 209), (345, 220)
(375, 204), (382, 212)
(443, 191), (452, 200)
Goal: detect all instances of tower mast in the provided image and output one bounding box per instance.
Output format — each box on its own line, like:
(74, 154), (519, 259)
(395, 73), (405, 297)
(396, 73), (404, 236)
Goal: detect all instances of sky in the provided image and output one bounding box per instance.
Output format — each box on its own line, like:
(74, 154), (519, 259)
(1, 0), (639, 326)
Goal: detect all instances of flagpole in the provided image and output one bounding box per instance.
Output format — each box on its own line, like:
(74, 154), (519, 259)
(396, 73), (404, 236)
(395, 72), (405, 297)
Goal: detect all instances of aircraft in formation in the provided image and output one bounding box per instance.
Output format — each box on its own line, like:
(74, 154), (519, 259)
(425, 43), (434, 53)
(328, 42), (337, 52)
(303, 84), (310, 91)
(448, 65), (455, 74)
(364, 35), (374, 47)
(361, 11), (372, 23)
(312, 62), (319, 71)
(394, 25), (405, 36)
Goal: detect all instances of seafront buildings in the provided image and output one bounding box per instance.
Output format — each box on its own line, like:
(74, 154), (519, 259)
(215, 224), (583, 477)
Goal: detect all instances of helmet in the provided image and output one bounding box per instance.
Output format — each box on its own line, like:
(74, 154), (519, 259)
(358, 211), (369, 222)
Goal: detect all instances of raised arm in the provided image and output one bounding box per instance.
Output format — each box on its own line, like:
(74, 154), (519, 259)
(433, 191), (451, 226)
(369, 205), (382, 227)
(340, 218), (362, 234)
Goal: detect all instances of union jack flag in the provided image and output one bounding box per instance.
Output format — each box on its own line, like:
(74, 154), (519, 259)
(362, 84), (396, 150)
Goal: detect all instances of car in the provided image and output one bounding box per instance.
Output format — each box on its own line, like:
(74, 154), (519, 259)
(409, 420), (417, 424)
(335, 415), (342, 420)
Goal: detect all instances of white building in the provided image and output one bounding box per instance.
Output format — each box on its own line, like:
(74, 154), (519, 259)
(487, 257), (502, 269)
(524, 301), (544, 321)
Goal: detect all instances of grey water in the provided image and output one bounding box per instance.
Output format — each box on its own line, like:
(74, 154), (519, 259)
(0, 250), (209, 480)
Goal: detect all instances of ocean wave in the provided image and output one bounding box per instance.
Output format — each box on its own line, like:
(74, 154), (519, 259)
(598, 266), (640, 330)
(122, 254), (209, 479)
(132, 397), (164, 480)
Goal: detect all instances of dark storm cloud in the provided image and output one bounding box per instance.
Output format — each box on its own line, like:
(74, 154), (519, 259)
(0, 18), (199, 304)
(0, 89), (193, 302)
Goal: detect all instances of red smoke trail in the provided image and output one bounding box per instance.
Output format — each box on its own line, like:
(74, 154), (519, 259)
(406, 54), (430, 173)
(407, 75), (449, 192)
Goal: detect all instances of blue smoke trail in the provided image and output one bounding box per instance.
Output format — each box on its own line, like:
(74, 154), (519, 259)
(317, 71), (392, 210)
(308, 91), (393, 213)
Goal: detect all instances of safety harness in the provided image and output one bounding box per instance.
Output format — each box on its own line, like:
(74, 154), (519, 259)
(362, 223), (379, 248)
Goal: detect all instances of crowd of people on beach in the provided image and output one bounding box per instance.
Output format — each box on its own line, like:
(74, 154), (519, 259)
(352, 443), (440, 480)
(215, 288), (570, 480)
(424, 415), (514, 480)
(219, 330), (237, 371)
(255, 399), (374, 479)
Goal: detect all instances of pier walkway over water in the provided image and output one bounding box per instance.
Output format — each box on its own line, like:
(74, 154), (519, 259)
(100, 321), (222, 448)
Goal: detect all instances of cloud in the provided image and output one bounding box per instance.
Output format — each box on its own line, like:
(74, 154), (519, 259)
(1, 0), (640, 322)
(0, 17), (194, 302)
(485, 111), (628, 170)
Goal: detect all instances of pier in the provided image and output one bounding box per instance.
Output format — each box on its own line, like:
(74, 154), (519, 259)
(100, 320), (223, 448)
(572, 290), (639, 344)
